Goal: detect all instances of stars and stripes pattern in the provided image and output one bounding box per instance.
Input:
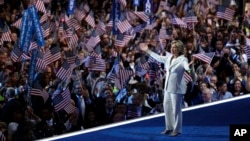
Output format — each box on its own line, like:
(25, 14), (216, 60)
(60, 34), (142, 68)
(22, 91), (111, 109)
(11, 18), (22, 29)
(35, 0), (46, 13)
(114, 33), (126, 47)
(0, 24), (12, 42)
(133, 11), (149, 22)
(192, 52), (215, 64)
(85, 10), (95, 28)
(66, 29), (79, 48)
(183, 11), (198, 29)
(85, 56), (106, 72)
(243, 38), (250, 59)
(43, 46), (61, 66)
(36, 50), (47, 71)
(29, 85), (49, 102)
(159, 28), (170, 39)
(184, 72), (192, 84)
(29, 41), (38, 52)
(74, 8), (86, 22)
(40, 13), (48, 23)
(53, 87), (71, 112)
(10, 46), (30, 62)
(56, 61), (72, 81)
(117, 14), (132, 33)
(86, 30), (101, 48)
(42, 21), (50, 38)
(171, 15), (187, 28)
(65, 18), (81, 31)
(217, 6), (235, 21)
(96, 20), (106, 35)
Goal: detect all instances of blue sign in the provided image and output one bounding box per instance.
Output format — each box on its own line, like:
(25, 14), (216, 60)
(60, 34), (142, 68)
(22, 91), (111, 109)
(67, 0), (76, 15)
(133, 0), (140, 6)
(112, 0), (120, 35)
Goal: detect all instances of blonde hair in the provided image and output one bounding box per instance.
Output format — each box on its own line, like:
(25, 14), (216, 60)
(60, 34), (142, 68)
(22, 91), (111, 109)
(171, 40), (184, 54)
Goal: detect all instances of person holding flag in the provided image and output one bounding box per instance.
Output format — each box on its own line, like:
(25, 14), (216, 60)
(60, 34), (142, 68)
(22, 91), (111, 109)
(139, 40), (194, 137)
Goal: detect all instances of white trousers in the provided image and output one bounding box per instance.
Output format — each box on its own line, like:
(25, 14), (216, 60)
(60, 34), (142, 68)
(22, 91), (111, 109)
(163, 92), (183, 133)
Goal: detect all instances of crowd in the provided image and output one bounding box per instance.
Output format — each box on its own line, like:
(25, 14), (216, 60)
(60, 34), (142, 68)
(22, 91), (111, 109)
(0, 0), (250, 140)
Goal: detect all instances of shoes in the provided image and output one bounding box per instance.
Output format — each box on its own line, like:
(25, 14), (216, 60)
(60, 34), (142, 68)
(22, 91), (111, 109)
(161, 130), (172, 134)
(169, 131), (181, 137)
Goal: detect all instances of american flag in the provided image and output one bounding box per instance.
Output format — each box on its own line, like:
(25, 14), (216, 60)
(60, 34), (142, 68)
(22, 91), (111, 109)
(42, 22), (50, 38)
(10, 46), (30, 62)
(138, 55), (150, 70)
(65, 18), (81, 31)
(65, 51), (76, 64)
(85, 45), (106, 72)
(96, 20), (106, 35)
(53, 87), (71, 112)
(192, 52), (215, 64)
(35, 0), (46, 13)
(118, 69), (134, 89)
(74, 8), (86, 22)
(117, 14), (132, 33)
(40, 13), (48, 23)
(85, 56), (106, 72)
(36, 50), (47, 71)
(107, 56), (120, 80)
(132, 23), (146, 34)
(43, 46), (61, 66)
(67, 29), (79, 48)
(86, 30), (101, 48)
(217, 6), (235, 21)
(171, 15), (187, 28)
(126, 11), (137, 22)
(80, 2), (90, 13)
(123, 34), (133, 44)
(56, 61), (72, 81)
(159, 28), (170, 39)
(85, 10), (95, 28)
(184, 72), (192, 84)
(243, 46), (250, 59)
(183, 11), (198, 29)
(244, 38), (250, 59)
(29, 41), (38, 52)
(1, 24), (12, 42)
(133, 11), (149, 22)
(63, 103), (76, 114)
(114, 33), (126, 47)
(11, 18), (22, 29)
(29, 82), (49, 103)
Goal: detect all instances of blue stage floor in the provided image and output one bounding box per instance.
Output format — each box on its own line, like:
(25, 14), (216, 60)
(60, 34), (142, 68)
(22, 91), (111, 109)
(39, 94), (250, 141)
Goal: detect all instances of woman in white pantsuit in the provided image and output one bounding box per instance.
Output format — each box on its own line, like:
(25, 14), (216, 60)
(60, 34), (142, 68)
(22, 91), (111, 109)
(140, 40), (193, 136)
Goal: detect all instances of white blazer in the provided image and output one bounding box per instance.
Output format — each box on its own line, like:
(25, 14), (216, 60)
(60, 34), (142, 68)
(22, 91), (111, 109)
(146, 50), (190, 94)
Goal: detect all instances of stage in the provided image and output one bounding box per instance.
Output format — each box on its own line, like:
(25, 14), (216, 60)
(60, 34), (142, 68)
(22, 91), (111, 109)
(38, 94), (250, 141)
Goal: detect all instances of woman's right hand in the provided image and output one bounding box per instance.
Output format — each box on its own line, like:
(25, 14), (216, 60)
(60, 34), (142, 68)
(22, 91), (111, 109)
(139, 43), (149, 52)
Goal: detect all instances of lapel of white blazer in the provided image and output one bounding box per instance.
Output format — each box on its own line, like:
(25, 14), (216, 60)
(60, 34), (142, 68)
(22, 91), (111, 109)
(168, 56), (184, 71)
